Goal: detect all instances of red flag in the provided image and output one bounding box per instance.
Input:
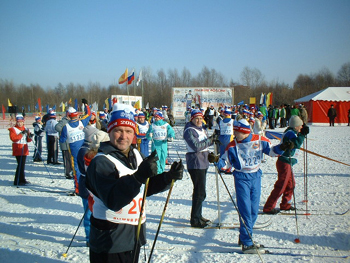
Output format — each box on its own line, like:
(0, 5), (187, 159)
(112, 97), (117, 106)
(38, 98), (42, 113)
(2, 104), (6, 120)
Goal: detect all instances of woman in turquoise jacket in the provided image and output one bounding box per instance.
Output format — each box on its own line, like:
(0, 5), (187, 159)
(146, 111), (175, 174)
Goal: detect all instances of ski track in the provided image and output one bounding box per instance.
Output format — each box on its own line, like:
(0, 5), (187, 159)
(0, 126), (349, 262)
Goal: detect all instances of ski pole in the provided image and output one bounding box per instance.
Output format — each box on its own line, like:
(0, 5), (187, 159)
(213, 163), (265, 262)
(304, 136), (309, 215)
(289, 157), (301, 243)
(132, 178), (150, 263)
(30, 139), (54, 183)
(62, 206), (88, 258)
(214, 142), (221, 228)
(148, 179), (175, 263)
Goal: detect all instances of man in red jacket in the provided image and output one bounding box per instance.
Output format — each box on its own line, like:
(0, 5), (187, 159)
(9, 114), (33, 185)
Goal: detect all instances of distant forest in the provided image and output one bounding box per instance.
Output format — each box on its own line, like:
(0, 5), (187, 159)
(1, 62), (350, 113)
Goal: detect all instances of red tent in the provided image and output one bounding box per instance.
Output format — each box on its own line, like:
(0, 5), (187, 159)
(295, 87), (350, 125)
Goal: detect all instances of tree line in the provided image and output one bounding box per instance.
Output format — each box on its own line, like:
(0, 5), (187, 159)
(1, 62), (349, 114)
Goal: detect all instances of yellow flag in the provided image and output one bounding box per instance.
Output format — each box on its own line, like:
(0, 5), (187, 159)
(8, 99), (13, 107)
(266, 93), (271, 107)
(62, 102), (65, 113)
(105, 98), (109, 110)
(68, 98), (72, 105)
(118, 68), (128, 84)
(134, 100), (140, 110)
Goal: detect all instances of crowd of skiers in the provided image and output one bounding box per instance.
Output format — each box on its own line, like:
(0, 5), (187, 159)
(8, 100), (310, 260)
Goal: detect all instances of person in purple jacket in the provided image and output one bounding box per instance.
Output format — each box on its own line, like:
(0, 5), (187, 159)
(183, 109), (218, 228)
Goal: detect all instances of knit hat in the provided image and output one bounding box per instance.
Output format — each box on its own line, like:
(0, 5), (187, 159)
(289, 115), (303, 128)
(49, 111), (56, 118)
(257, 111), (263, 117)
(16, 114), (24, 122)
(83, 126), (98, 143)
(91, 111), (96, 116)
(35, 116), (41, 121)
(99, 111), (106, 118)
(234, 119), (251, 134)
(249, 117), (255, 123)
(107, 103), (136, 133)
(154, 111), (164, 119)
(67, 107), (79, 118)
(190, 109), (204, 121)
(224, 109), (232, 116)
(138, 112), (145, 118)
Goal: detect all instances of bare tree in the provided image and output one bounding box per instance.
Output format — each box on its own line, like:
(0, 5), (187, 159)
(337, 62), (350, 86)
(240, 67), (265, 89)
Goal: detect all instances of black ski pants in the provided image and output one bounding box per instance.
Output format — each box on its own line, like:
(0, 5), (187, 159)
(189, 168), (208, 223)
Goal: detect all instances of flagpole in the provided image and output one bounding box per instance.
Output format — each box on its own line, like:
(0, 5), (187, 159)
(142, 81), (144, 109)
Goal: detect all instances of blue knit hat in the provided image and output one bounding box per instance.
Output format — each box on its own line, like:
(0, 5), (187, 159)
(190, 109), (204, 121)
(16, 114), (24, 122)
(108, 103), (136, 133)
(154, 111), (164, 119)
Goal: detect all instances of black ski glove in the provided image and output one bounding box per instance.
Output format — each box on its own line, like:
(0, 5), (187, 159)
(133, 150), (159, 184)
(300, 124), (310, 136)
(208, 152), (219, 163)
(165, 160), (184, 184)
(82, 98), (88, 105)
(280, 141), (294, 151)
(21, 130), (27, 135)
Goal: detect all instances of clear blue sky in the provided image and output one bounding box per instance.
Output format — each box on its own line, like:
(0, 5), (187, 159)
(1, 0), (349, 89)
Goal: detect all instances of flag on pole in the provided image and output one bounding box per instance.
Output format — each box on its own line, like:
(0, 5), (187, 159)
(35, 103), (38, 110)
(61, 102), (65, 112)
(68, 98), (72, 105)
(8, 99), (13, 107)
(74, 99), (78, 110)
(118, 68), (128, 84)
(127, 70), (135, 85)
(136, 70), (142, 86)
(2, 105), (6, 120)
(104, 98), (109, 110)
(266, 93), (271, 107)
(260, 93), (265, 105)
(38, 98), (42, 113)
(134, 100), (140, 110)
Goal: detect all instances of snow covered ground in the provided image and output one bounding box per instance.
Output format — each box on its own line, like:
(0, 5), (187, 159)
(0, 124), (349, 263)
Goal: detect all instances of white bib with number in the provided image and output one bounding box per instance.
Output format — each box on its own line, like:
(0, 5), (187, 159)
(90, 149), (145, 225)
(66, 121), (85, 143)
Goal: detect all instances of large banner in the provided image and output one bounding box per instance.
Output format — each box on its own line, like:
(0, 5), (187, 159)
(172, 87), (233, 120)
